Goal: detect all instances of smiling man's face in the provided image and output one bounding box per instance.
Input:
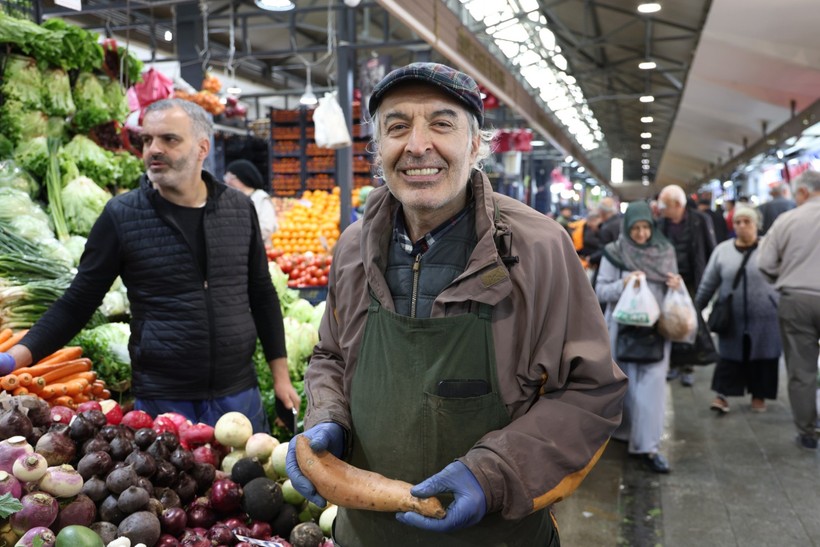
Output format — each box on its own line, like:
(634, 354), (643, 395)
(376, 83), (480, 223)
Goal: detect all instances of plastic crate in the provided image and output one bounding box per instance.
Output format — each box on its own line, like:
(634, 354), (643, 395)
(296, 286), (328, 306)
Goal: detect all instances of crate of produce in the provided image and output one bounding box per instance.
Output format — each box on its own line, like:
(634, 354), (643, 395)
(297, 286), (328, 306)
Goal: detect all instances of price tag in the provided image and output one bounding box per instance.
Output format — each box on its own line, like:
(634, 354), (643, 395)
(234, 534), (285, 547)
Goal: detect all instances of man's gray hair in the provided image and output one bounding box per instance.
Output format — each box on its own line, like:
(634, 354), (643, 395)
(792, 169), (820, 193)
(368, 109), (495, 177)
(144, 98), (214, 140)
(659, 184), (687, 206)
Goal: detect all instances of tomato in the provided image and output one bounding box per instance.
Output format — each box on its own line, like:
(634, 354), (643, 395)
(319, 275), (328, 286)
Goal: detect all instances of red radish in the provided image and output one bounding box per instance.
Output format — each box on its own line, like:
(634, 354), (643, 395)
(192, 445), (218, 467)
(159, 412), (191, 431)
(99, 400), (123, 425)
(153, 416), (179, 435)
(49, 407), (74, 426)
(120, 410), (154, 430)
(161, 507), (188, 537)
(249, 521), (272, 540)
(76, 401), (102, 413)
(180, 423), (215, 447)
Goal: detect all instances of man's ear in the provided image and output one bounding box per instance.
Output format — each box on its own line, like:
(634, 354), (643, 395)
(198, 136), (211, 161)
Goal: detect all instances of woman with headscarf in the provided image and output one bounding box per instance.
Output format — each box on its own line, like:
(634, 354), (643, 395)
(596, 201), (683, 473)
(695, 205), (781, 414)
(224, 159), (278, 243)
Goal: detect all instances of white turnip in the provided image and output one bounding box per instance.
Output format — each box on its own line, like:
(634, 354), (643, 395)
(213, 413), (252, 449)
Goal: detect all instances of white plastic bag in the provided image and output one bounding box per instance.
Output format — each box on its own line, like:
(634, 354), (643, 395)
(612, 273), (660, 327)
(313, 91), (352, 149)
(658, 284), (698, 343)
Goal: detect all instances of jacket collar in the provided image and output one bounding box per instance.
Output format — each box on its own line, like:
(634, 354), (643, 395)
(141, 170), (225, 211)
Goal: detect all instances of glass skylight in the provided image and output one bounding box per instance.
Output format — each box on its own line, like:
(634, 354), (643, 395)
(454, 0), (603, 151)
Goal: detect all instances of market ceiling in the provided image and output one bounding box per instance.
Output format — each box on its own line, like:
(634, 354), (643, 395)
(44, 0), (820, 201)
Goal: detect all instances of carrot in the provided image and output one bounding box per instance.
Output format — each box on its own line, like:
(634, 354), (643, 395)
(0, 329), (26, 352)
(12, 386), (29, 396)
(35, 346), (83, 366)
(47, 379), (88, 398)
(24, 358), (92, 376)
(40, 384), (68, 399)
(98, 389), (111, 400)
(0, 375), (19, 392)
(91, 381), (106, 397)
(16, 372), (33, 387)
(36, 360), (94, 384)
(73, 393), (90, 404)
(0, 328), (12, 345)
(27, 377), (46, 394)
(51, 396), (76, 409)
(294, 436), (446, 519)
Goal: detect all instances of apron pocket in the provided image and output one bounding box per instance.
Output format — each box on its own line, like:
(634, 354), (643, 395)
(422, 391), (508, 477)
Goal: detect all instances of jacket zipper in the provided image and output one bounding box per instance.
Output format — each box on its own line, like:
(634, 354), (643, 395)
(410, 253), (422, 318)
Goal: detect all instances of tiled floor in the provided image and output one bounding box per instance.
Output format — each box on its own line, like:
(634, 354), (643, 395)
(553, 359), (820, 547)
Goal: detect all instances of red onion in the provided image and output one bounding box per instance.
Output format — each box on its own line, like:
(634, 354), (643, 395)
(0, 470), (22, 499)
(10, 492), (59, 535)
(180, 533), (210, 547)
(12, 452), (48, 483)
(157, 534), (181, 547)
(160, 507), (188, 537)
(249, 521), (272, 540)
(207, 524), (234, 546)
(14, 526), (55, 547)
(220, 516), (247, 530)
(0, 436), (33, 473)
(186, 499), (216, 529)
(209, 479), (242, 515)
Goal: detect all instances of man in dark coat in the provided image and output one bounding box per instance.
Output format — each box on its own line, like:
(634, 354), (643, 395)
(658, 184), (717, 386)
(758, 182), (796, 235)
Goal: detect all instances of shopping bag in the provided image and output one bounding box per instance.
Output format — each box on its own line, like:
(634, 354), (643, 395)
(706, 294), (733, 334)
(616, 324), (665, 363)
(612, 274), (660, 327)
(671, 312), (718, 367)
(658, 285), (698, 343)
(313, 92), (352, 149)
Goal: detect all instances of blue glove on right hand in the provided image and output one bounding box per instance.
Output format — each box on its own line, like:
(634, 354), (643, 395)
(285, 422), (345, 507)
(0, 353), (15, 376)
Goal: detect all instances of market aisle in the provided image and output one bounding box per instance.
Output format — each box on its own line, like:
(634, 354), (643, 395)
(553, 359), (820, 546)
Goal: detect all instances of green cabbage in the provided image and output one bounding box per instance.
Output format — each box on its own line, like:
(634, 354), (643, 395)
(42, 68), (76, 117)
(283, 316), (319, 381)
(61, 175), (112, 236)
(268, 262), (298, 314)
(1, 55), (43, 110)
(41, 18), (103, 73)
(112, 151), (144, 190)
(101, 77), (129, 124)
(0, 187), (51, 229)
(63, 235), (87, 267)
(0, 101), (48, 145)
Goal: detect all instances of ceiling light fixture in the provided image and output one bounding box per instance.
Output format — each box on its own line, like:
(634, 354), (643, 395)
(641, 132), (652, 139)
(254, 0), (295, 11)
(300, 64), (317, 106)
(610, 158), (624, 184)
(227, 86), (241, 95)
(639, 95), (655, 103)
(641, 116), (654, 123)
(637, 3), (662, 14)
(164, 30), (173, 41)
(641, 144), (651, 150)
(531, 140), (546, 147)
(638, 61), (657, 70)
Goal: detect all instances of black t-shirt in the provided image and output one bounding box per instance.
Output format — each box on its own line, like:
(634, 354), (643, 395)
(155, 197), (206, 275)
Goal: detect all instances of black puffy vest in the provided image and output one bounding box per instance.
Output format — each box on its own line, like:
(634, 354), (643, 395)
(108, 174), (259, 399)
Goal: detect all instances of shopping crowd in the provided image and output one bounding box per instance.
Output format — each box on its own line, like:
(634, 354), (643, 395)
(572, 171), (820, 468)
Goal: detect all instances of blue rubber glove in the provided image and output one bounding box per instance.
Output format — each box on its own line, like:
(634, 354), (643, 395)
(0, 353), (15, 376)
(396, 461), (487, 532)
(285, 422), (345, 507)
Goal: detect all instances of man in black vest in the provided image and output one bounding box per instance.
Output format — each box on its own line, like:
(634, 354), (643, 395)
(0, 99), (299, 431)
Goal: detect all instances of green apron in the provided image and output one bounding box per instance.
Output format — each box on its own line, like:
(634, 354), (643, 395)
(333, 295), (558, 546)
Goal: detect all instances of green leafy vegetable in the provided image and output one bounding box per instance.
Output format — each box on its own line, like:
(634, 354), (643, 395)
(0, 101), (48, 145)
(60, 135), (119, 189)
(62, 175), (112, 236)
(113, 151), (144, 190)
(0, 492), (23, 518)
(13, 135), (48, 180)
(0, 159), (39, 198)
(45, 136), (69, 241)
(101, 76), (129, 124)
(41, 17), (103, 73)
(72, 72), (111, 133)
(69, 322), (132, 392)
(42, 67), (76, 117)
(1, 54), (43, 109)
(0, 12), (63, 67)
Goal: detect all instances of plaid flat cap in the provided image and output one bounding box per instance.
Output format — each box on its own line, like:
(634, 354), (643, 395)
(368, 62), (485, 127)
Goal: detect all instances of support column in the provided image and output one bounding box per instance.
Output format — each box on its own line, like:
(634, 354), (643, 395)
(336, 6), (356, 232)
(176, 3), (205, 89)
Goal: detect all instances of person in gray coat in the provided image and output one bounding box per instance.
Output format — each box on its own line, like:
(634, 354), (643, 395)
(695, 206), (782, 414)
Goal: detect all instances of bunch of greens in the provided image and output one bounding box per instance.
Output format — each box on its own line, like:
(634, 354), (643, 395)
(12, 135), (48, 180)
(60, 135), (119, 188)
(0, 187), (52, 239)
(41, 17), (103, 73)
(120, 46), (144, 86)
(0, 159), (39, 198)
(0, 275), (72, 330)
(101, 76), (129, 123)
(113, 151), (144, 190)
(70, 322), (132, 392)
(253, 340), (306, 442)
(1, 54), (43, 109)
(283, 316), (319, 381)
(0, 135), (12, 159)
(0, 13), (62, 69)
(0, 100), (48, 145)
(42, 67), (76, 117)
(72, 73), (111, 132)
(99, 276), (129, 319)
(0, 219), (72, 283)
(268, 262), (298, 314)
(61, 175), (112, 236)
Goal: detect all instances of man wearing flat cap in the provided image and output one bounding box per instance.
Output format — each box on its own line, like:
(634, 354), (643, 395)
(287, 62), (626, 545)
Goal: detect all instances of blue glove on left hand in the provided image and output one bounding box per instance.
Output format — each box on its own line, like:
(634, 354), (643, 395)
(285, 422), (345, 508)
(0, 353), (15, 376)
(396, 461), (487, 533)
